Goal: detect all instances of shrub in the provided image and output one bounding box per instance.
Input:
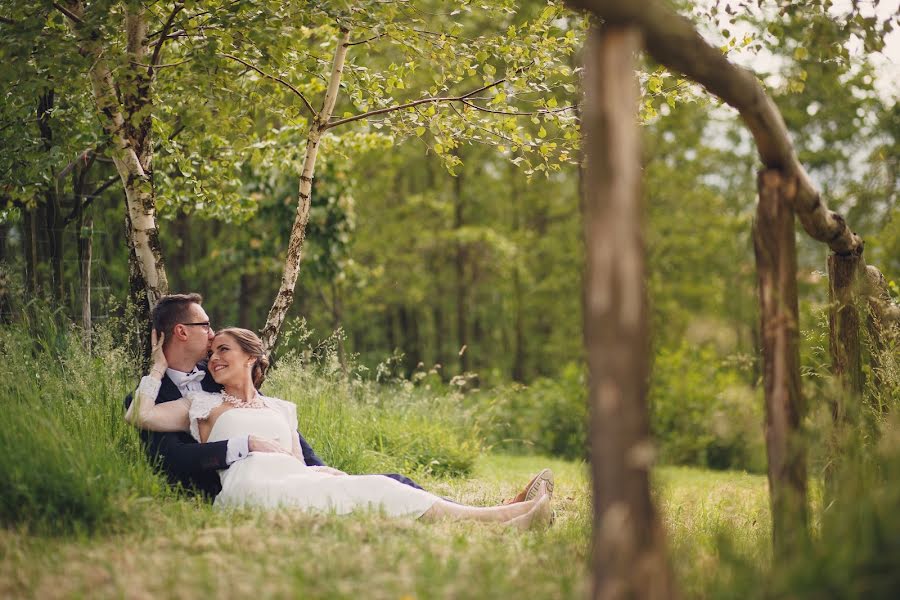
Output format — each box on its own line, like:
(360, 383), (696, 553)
(649, 342), (766, 472)
(0, 313), (169, 534)
(474, 363), (587, 460)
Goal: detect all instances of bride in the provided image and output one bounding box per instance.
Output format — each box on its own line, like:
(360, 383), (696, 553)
(126, 327), (552, 529)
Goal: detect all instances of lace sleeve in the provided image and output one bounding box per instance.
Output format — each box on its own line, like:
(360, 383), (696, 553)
(185, 391), (223, 442)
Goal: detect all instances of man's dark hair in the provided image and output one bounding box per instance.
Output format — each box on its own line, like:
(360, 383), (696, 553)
(151, 293), (204, 340)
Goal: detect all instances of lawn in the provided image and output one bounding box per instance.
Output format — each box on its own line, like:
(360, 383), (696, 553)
(0, 454), (769, 599)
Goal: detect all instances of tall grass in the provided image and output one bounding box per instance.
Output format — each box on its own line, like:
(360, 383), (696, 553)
(0, 306), (168, 534)
(0, 312), (480, 535)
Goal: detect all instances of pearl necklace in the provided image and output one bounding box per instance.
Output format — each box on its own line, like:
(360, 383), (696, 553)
(222, 390), (265, 409)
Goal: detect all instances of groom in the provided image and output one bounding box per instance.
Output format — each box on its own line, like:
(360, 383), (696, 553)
(124, 292), (428, 498)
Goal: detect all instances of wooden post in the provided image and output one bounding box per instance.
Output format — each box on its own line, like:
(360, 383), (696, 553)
(752, 169), (808, 558)
(582, 24), (676, 600)
(827, 252), (863, 419)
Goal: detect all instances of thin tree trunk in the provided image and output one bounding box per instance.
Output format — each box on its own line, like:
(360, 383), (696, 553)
(64, 1), (168, 307)
(0, 222), (10, 322)
(79, 216), (93, 350)
(453, 156), (469, 373)
(331, 279), (347, 373)
(261, 26), (351, 353)
(753, 169), (809, 559)
(239, 272), (256, 329)
(37, 89), (65, 304)
(510, 163), (526, 382)
(582, 25), (676, 600)
(23, 207), (38, 295)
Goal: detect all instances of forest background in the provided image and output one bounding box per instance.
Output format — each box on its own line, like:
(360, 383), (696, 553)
(1, 0), (898, 474)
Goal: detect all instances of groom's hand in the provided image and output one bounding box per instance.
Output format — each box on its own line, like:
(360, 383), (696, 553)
(248, 435), (290, 454)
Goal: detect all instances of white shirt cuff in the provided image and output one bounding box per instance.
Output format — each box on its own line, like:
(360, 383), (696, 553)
(226, 436), (251, 465)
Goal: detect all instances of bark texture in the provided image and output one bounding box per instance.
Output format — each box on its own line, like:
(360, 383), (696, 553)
(64, 1), (168, 307)
(261, 27), (351, 353)
(582, 25), (676, 600)
(827, 252), (863, 415)
(753, 169), (808, 558)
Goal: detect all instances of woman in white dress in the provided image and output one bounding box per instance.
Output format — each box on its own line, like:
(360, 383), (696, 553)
(126, 327), (552, 529)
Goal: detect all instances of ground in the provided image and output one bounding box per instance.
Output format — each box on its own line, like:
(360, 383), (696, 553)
(0, 455), (769, 599)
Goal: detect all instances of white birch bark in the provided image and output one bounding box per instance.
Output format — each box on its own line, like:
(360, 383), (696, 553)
(65, 1), (168, 306)
(260, 26), (351, 353)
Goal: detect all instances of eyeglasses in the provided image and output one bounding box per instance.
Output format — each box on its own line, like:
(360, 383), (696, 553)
(181, 322), (211, 332)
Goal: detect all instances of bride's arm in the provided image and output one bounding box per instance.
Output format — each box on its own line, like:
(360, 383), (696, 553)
(124, 376), (191, 431)
(124, 330), (190, 432)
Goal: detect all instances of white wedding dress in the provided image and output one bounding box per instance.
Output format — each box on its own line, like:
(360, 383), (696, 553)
(186, 391), (439, 517)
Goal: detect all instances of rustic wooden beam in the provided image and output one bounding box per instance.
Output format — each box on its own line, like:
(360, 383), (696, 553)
(582, 24), (676, 600)
(753, 169), (809, 557)
(827, 252), (864, 417)
(564, 0), (899, 326)
(565, 0), (855, 252)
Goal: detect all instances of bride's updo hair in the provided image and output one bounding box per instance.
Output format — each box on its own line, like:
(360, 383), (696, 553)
(215, 327), (270, 388)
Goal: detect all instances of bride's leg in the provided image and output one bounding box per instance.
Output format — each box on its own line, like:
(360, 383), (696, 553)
(419, 482), (548, 524)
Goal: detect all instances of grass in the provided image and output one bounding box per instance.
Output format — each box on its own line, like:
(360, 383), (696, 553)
(0, 454), (771, 599)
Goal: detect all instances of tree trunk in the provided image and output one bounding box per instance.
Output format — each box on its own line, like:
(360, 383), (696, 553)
(827, 252), (863, 418)
(510, 163), (526, 382)
(23, 207), (38, 295)
(239, 271), (256, 329)
(753, 168), (809, 559)
(0, 222), (10, 322)
(79, 216), (93, 350)
(331, 279), (347, 373)
(65, 1), (169, 307)
(453, 156), (469, 373)
(261, 26), (351, 353)
(582, 25), (676, 600)
(37, 89), (65, 304)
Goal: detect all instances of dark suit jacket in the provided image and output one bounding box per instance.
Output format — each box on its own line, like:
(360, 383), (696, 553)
(124, 364), (325, 498)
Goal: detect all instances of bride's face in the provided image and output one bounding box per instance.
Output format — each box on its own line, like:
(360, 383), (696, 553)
(208, 333), (254, 386)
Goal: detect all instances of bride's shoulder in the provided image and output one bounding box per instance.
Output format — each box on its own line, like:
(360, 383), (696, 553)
(185, 391), (223, 416)
(260, 395), (298, 426)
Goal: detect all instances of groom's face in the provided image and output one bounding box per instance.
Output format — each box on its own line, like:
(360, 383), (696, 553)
(180, 302), (215, 363)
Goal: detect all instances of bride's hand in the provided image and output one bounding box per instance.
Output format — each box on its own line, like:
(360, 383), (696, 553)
(149, 329), (168, 378)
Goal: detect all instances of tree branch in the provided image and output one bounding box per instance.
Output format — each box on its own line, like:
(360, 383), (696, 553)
(219, 53), (317, 119)
(56, 143), (108, 181)
(52, 2), (82, 24)
(148, 2), (184, 74)
(346, 33), (386, 46)
(63, 175), (119, 225)
(459, 98), (577, 117)
(0, 15), (17, 25)
(323, 73), (517, 131)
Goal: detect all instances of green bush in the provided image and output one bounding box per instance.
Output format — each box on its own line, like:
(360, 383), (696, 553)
(649, 342), (766, 472)
(474, 363), (587, 460)
(0, 312), (169, 534)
